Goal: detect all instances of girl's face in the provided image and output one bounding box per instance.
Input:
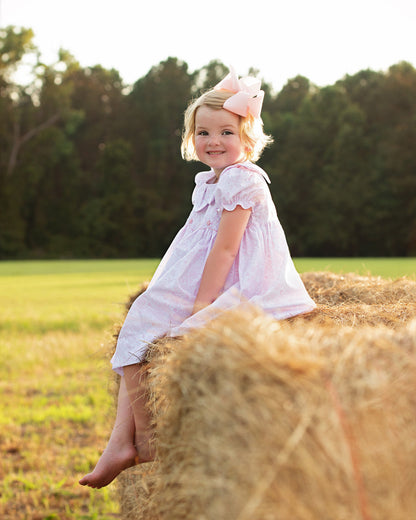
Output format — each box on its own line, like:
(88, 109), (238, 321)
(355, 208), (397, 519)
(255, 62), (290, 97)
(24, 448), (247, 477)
(194, 106), (245, 177)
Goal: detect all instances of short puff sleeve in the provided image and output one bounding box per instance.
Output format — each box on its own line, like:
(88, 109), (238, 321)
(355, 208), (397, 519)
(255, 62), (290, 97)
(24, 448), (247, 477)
(215, 166), (268, 211)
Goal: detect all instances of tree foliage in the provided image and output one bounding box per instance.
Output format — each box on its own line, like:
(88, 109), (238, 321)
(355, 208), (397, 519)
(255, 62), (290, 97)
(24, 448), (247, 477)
(1, 26), (415, 258)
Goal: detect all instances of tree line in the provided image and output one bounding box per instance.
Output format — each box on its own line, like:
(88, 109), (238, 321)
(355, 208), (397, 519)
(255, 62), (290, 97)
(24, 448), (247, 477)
(1, 26), (415, 259)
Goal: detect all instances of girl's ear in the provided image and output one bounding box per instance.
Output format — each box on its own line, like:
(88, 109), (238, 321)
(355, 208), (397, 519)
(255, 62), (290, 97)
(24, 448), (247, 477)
(245, 146), (255, 161)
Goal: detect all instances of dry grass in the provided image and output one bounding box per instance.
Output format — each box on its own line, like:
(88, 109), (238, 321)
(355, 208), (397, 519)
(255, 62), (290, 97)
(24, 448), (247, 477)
(115, 271), (416, 520)
(298, 271), (416, 327)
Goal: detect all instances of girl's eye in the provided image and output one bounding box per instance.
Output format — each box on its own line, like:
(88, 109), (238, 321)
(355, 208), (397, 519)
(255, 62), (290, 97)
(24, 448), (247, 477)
(222, 130), (233, 135)
(197, 130), (208, 136)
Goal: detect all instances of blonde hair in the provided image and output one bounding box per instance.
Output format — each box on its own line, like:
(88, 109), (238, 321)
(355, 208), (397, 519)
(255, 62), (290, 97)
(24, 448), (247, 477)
(181, 89), (273, 163)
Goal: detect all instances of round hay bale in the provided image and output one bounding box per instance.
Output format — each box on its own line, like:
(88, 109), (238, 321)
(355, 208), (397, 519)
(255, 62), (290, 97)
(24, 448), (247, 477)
(117, 465), (159, 520)
(113, 272), (416, 519)
(301, 272), (416, 306)
(138, 314), (416, 520)
(297, 272), (416, 327)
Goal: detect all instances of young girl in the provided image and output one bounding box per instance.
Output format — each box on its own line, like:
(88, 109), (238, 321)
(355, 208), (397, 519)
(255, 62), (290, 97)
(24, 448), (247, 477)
(79, 67), (316, 489)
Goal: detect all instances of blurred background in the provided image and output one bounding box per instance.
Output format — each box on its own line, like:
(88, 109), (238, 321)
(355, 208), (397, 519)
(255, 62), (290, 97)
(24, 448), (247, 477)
(1, 0), (415, 259)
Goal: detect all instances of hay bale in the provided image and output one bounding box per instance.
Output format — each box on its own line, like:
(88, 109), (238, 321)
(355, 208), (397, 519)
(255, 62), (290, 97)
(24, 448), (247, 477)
(138, 315), (416, 520)
(117, 465), (158, 520)
(301, 271), (416, 306)
(298, 272), (416, 327)
(115, 272), (416, 519)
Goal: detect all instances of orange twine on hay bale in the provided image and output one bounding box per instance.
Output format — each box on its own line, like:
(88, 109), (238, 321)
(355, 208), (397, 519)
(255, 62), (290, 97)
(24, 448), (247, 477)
(115, 272), (416, 520)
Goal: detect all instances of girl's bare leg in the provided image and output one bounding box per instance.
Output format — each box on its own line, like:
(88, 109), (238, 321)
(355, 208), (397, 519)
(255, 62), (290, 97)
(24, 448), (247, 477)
(124, 363), (155, 463)
(79, 375), (138, 489)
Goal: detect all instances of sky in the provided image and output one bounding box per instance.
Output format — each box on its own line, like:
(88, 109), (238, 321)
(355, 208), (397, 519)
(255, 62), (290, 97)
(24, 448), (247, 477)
(1, 0), (415, 92)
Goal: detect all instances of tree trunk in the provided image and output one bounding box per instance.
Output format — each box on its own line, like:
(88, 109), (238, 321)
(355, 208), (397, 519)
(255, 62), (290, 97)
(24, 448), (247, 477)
(7, 113), (60, 176)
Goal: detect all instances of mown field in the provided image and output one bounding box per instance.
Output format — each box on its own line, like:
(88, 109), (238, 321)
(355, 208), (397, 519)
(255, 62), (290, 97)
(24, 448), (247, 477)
(0, 258), (414, 519)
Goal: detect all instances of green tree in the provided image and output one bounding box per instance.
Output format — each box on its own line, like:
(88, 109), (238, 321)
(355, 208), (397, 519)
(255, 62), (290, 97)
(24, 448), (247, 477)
(339, 63), (416, 255)
(192, 59), (228, 93)
(78, 139), (138, 257)
(0, 26), (38, 254)
(123, 57), (196, 255)
(1, 30), (415, 259)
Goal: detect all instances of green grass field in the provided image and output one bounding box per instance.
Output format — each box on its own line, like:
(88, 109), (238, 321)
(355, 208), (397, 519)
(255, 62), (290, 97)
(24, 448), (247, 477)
(0, 258), (414, 519)
(0, 260), (157, 519)
(294, 257), (415, 279)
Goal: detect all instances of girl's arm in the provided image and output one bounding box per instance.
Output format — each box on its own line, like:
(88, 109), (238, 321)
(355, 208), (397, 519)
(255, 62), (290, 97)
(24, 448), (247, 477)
(192, 205), (251, 314)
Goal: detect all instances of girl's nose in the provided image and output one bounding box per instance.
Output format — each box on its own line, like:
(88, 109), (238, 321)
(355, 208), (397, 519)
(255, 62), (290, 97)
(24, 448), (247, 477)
(209, 134), (220, 146)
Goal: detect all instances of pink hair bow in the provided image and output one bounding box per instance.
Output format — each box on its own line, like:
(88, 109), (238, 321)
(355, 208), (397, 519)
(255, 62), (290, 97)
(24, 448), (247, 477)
(214, 66), (264, 119)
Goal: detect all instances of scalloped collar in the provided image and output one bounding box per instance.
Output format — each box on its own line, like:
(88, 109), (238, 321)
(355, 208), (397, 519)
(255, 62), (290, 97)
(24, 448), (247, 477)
(194, 161), (270, 187)
(192, 162), (270, 212)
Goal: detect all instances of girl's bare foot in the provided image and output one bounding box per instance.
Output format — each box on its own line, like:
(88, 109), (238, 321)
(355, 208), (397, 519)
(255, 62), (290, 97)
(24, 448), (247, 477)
(79, 441), (138, 489)
(79, 375), (140, 489)
(79, 365), (155, 489)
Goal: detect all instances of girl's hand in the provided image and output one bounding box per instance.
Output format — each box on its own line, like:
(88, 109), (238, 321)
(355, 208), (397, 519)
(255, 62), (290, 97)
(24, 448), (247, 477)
(192, 205), (251, 314)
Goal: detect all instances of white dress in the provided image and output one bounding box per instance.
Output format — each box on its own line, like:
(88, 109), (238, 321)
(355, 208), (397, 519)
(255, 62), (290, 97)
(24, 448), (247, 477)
(111, 161), (316, 374)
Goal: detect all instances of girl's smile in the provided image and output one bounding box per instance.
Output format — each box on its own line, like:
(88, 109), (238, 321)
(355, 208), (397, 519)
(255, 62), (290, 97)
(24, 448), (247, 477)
(194, 106), (245, 178)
